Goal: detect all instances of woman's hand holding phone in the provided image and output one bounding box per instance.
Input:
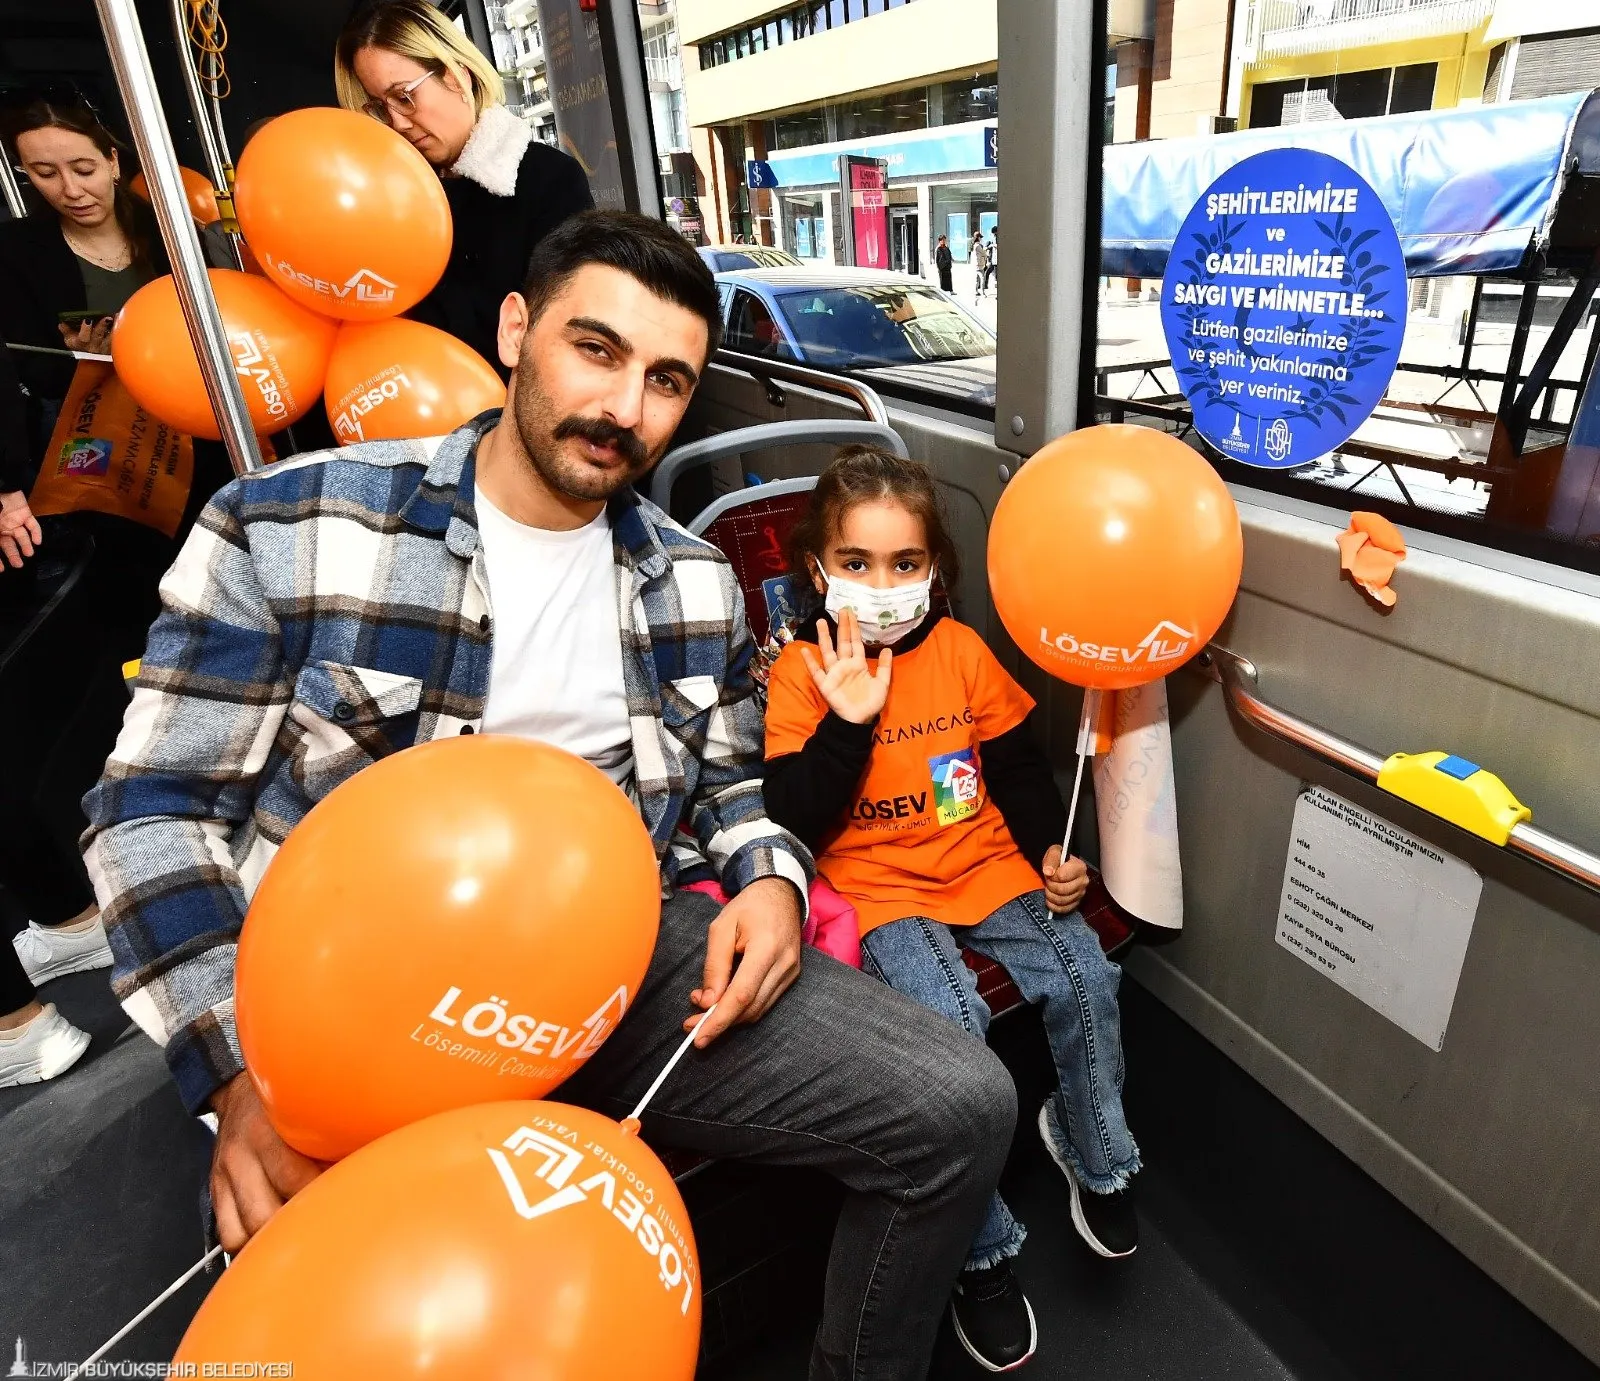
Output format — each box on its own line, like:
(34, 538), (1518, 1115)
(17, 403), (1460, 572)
(58, 315), (114, 355)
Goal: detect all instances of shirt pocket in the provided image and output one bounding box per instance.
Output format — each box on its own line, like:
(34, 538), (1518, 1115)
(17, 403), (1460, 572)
(285, 661), (425, 799)
(656, 673), (721, 770)
(661, 674), (720, 722)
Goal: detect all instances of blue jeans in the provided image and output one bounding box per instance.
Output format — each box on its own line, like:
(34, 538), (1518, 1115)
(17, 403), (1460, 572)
(859, 890), (1141, 1270)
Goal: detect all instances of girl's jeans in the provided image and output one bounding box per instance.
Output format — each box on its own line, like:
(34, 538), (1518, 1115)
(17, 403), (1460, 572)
(859, 889), (1141, 1269)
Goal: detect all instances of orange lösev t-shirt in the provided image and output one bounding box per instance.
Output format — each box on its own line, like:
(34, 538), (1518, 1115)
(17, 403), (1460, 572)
(765, 619), (1044, 936)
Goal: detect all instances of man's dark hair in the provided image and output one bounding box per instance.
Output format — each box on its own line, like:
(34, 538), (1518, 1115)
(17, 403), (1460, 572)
(521, 210), (723, 358)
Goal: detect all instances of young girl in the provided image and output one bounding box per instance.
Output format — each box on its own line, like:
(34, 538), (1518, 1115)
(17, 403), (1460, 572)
(763, 446), (1140, 1374)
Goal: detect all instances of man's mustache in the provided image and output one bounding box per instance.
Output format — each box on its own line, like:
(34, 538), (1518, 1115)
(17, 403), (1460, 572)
(553, 415), (648, 468)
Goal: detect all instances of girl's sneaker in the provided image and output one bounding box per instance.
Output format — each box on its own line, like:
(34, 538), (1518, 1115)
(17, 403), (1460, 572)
(950, 1260), (1037, 1372)
(0, 1004), (92, 1087)
(1037, 1101), (1139, 1258)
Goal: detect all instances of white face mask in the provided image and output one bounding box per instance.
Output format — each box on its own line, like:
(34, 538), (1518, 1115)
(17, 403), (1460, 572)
(819, 569), (934, 647)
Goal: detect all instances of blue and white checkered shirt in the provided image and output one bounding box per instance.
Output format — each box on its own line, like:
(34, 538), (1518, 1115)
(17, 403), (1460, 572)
(82, 413), (812, 1115)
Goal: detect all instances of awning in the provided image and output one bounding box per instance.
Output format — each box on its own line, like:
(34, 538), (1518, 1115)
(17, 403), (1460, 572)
(1102, 90), (1597, 279)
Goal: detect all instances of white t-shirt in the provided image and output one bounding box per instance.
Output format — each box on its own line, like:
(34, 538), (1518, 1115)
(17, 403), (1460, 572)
(475, 489), (634, 793)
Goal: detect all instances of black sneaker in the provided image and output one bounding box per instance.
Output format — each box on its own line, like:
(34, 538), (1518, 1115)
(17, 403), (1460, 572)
(950, 1261), (1038, 1373)
(1067, 1176), (1138, 1259)
(1037, 1102), (1138, 1258)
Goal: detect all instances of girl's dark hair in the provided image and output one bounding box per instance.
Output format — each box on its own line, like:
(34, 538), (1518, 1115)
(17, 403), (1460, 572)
(7, 101), (152, 272)
(787, 445), (961, 590)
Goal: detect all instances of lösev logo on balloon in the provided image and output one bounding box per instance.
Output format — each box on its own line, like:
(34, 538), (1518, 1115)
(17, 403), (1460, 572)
(487, 1117), (699, 1316)
(261, 256), (398, 308)
(227, 331), (291, 423)
(413, 983), (629, 1077)
(1037, 620), (1197, 669)
(330, 367), (413, 443)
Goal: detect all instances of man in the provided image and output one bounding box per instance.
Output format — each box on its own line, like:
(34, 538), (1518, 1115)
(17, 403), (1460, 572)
(83, 213), (1014, 1381)
(986, 227), (998, 296)
(934, 233), (954, 293)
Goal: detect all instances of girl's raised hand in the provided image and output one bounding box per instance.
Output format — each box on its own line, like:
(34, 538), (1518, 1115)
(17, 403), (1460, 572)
(800, 609), (892, 725)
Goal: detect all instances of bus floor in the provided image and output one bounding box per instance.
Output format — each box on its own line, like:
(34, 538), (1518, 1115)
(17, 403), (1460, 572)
(2, 919), (1596, 1380)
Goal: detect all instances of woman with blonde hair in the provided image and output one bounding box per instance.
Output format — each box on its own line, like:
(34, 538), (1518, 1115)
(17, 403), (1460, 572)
(335, 0), (593, 374)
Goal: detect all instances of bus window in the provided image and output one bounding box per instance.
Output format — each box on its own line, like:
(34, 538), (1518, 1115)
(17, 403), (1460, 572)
(1096, 10), (1600, 574)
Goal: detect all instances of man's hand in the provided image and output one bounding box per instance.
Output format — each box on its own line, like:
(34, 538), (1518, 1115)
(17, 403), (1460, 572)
(1042, 845), (1089, 915)
(208, 1072), (324, 1253)
(685, 876), (804, 1047)
(0, 491), (41, 569)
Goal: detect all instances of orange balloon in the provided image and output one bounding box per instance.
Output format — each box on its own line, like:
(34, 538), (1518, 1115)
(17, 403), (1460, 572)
(988, 425), (1243, 690)
(174, 1101), (701, 1381)
(129, 165), (219, 224)
(234, 107), (452, 322)
(325, 319), (504, 445)
(111, 269), (336, 440)
(237, 737), (661, 1161)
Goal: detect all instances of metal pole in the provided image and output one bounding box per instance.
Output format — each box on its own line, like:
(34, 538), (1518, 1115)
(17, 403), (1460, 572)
(0, 155), (26, 220)
(595, 0), (664, 217)
(95, 0), (262, 475)
(996, 0), (1098, 452)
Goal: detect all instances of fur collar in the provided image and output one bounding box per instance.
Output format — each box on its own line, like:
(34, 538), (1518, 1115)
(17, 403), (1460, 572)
(448, 104), (533, 197)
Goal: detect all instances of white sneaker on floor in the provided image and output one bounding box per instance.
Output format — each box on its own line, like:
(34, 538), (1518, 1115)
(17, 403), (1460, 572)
(0, 1004), (92, 1087)
(13, 917), (113, 985)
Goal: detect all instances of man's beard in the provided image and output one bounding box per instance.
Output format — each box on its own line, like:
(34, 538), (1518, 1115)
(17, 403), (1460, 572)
(509, 354), (654, 503)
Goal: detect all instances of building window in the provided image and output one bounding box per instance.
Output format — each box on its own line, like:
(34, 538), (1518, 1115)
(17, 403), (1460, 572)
(698, 0), (920, 67)
(766, 74), (998, 151)
(782, 193), (828, 259)
(1248, 63), (1437, 128)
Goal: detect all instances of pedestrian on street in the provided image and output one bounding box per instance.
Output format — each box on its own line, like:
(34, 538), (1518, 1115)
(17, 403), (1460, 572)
(935, 234), (953, 293)
(971, 232), (990, 300)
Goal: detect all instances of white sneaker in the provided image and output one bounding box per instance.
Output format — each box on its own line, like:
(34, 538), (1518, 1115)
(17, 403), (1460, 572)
(13, 917), (113, 985)
(0, 1004), (92, 1086)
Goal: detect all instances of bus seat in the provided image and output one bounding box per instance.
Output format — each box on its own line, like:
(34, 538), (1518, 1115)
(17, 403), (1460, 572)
(650, 418), (908, 525)
(692, 477), (820, 646)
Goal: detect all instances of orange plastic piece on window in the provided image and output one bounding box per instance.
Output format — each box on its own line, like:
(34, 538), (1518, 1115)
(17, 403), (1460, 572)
(1339, 511), (1407, 608)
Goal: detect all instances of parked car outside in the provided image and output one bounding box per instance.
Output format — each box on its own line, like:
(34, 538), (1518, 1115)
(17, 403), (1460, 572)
(713, 266), (998, 406)
(697, 245), (804, 273)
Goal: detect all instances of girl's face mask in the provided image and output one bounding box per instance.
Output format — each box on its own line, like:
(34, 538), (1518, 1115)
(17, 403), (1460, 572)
(818, 569), (934, 647)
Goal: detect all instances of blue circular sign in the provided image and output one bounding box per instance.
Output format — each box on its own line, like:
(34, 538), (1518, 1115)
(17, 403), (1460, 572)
(1160, 148), (1406, 470)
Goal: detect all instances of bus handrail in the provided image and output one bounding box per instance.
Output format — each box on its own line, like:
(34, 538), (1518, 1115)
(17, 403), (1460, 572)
(707, 350), (891, 426)
(1197, 643), (1600, 898)
(649, 419), (906, 513)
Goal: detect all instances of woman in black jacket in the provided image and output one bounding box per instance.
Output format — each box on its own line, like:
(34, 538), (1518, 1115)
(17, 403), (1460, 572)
(334, 1), (595, 377)
(0, 102), (168, 506)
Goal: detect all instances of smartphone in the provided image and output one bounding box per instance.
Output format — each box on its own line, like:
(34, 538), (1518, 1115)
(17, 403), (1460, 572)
(57, 309), (103, 327)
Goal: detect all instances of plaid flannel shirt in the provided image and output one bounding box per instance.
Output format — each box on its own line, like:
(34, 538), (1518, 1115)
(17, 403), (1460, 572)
(82, 413), (813, 1115)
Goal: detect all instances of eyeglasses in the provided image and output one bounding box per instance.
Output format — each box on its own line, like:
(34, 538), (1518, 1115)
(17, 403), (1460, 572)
(361, 70), (439, 125)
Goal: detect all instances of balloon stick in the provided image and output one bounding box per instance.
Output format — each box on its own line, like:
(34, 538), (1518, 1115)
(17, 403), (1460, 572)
(72, 1244), (225, 1376)
(1053, 689), (1102, 914)
(621, 1003), (718, 1134)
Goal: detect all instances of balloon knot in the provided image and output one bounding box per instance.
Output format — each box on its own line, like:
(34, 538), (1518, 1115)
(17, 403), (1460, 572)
(619, 1116), (642, 1138)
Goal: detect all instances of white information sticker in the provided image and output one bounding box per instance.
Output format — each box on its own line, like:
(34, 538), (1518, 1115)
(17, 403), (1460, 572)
(1274, 786), (1483, 1050)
